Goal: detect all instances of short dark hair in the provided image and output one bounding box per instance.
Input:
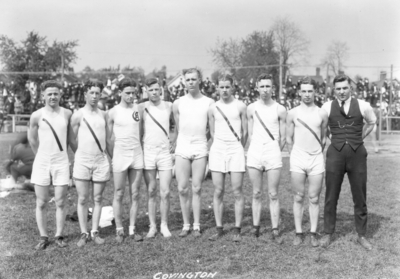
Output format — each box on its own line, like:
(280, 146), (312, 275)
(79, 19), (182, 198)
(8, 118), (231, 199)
(84, 80), (104, 91)
(118, 78), (136, 91)
(217, 74), (234, 85)
(299, 77), (316, 89)
(182, 68), (203, 81)
(333, 74), (352, 86)
(257, 73), (273, 83)
(41, 80), (62, 92)
(145, 78), (159, 87)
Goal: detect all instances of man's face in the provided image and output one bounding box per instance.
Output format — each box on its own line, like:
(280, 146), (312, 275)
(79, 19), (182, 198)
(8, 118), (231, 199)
(42, 87), (61, 107)
(334, 80), (351, 102)
(257, 79), (273, 100)
(85, 86), (101, 106)
(299, 84), (315, 104)
(147, 83), (161, 103)
(184, 72), (200, 93)
(218, 80), (233, 101)
(120, 86), (136, 104)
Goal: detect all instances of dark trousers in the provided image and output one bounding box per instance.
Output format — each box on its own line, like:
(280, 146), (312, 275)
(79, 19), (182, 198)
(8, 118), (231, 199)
(324, 144), (368, 236)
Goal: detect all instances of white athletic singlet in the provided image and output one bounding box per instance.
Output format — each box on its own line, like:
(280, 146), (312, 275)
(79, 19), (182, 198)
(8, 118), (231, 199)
(37, 107), (68, 155)
(252, 101), (280, 145)
(113, 104), (140, 149)
(214, 100), (241, 142)
(293, 107), (323, 155)
(77, 108), (106, 155)
(178, 95), (210, 140)
(143, 101), (170, 147)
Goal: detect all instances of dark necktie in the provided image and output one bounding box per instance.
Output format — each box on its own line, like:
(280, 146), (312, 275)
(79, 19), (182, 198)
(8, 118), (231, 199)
(340, 100), (346, 116)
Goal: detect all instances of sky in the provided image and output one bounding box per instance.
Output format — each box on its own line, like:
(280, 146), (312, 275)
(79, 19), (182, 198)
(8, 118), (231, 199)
(1, 0), (400, 81)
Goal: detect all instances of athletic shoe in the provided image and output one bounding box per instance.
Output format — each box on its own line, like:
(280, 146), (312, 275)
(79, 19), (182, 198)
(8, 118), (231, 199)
(55, 236), (68, 248)
(116, 230), (125, 243)
(77, 233), (89, 248)
(310, 233), (319, 247)
(232, 234), (242, 242)
(293, 233), (303, 246)
(146, 227), (158, 239)
(250, 227), (260, 238)
(357, 236), (372, 251)
(34, 238), (49, 250)
(178, 229), (190, 238)
(320, 234), (331, 248)
(271, 229), (283, 245)
(160, 224), (172, 238)
(130, 233), (143, 242)
(193, 229), (202, 238)
(208, 232), (224, 241)
(92, 232), (105, 245)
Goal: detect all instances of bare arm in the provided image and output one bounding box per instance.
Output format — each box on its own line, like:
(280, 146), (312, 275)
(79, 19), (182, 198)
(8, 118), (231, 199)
(362, 102), (377, 139)
(171, 100), (180, 153)
(206, 98), (215, 141)
(286, 110), (295, 155)
(28, 111), (40, 155)
(239, 102), (248, 148)
(278, 105), (287, 151)
(138, 103), (145, 147)
(105, 109), (115, 158)
(208, 104), (215, 146)
(69, 110), (81, 153)
(319, 109), (329, 151)
(247, 104), (254, 146)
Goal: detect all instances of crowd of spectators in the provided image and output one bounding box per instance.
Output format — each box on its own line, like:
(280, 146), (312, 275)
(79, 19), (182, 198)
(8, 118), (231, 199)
(1, 75), (400, 131)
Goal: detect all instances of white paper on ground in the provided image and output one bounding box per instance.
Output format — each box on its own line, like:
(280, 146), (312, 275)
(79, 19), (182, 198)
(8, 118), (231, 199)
(98, 206), (114, 228)
(0, 192), (10, 198)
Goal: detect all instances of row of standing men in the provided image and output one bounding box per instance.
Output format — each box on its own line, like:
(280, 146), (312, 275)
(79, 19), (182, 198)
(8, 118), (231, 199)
(28, 69), (376, 250)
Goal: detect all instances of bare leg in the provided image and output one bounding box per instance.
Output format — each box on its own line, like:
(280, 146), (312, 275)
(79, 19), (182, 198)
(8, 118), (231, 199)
(158, 170), (172, 226)
(308, 174), (324, 233)
(91, 182), (106, 232)
(291, 172), (307, 233)
(54, 185), (68, 237)
(76, 180), (90, 233)
(128, 168), (143, 227)
(266, 168), (282, 229)
(191, 157), (207, 226)
(175, 156), (192, 227)
(113, 171), (127, 229)
(143, 169), (157, 228)
(248, 168), (263, 226)
(230, 172), (244, 228)
(211, 172), (226, 227)
(35, 185), (50, 237)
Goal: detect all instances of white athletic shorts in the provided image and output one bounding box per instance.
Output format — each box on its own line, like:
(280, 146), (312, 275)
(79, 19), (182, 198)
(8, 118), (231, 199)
(31, 151), (70, 186)
(209, 139), (245, 173)
(112, 146), (144, 173)
(144, 144), (173, 171)
(290, 147), (325, 176)
(175, 135), (208, 161)
(73, 150), (110, 182)
(247, 140), (282, 171)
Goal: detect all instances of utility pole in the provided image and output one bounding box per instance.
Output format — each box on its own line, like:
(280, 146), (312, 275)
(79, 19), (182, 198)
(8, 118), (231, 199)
(390, 64), (393, 114)
(60, 45), (65, 84)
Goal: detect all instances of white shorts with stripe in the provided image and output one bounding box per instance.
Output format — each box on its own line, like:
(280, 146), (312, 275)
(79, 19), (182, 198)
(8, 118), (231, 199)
(112, 146), (144, 173)
(209, 139), (245, 173)
(31, 151), (70, 186)
(290, 147), (325, 176)
(247, 140), (282, 171)
(73, 150), (110, 182)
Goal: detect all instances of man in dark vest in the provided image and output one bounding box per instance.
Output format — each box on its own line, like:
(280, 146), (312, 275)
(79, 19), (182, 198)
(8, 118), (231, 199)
(320, 74), (376, 250)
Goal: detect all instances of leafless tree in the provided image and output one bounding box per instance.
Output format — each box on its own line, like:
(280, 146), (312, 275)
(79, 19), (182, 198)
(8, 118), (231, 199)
(271, 17), (310, 82)
(322, 40), (349, 76)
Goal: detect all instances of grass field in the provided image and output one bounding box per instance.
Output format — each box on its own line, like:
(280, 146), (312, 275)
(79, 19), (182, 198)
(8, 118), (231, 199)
(0, 132), (399, 279)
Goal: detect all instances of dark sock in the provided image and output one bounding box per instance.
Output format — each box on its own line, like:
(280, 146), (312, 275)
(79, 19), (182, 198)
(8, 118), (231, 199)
(310, 232), (317, 236)
(233, 227), (241, 235)
(55, 236), (63, 241)
(253, 226), (260, 236)
(40, 236), (49, 242)
(216, 226), (223, 236)
(296, 232), (304, 236)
